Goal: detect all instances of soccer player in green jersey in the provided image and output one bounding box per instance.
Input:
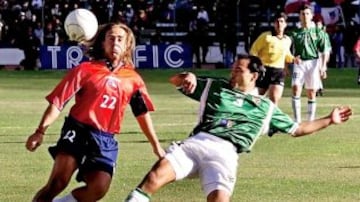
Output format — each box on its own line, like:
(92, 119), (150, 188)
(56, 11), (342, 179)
(124, 54), (351, 202)
(289, 4), (331, 122)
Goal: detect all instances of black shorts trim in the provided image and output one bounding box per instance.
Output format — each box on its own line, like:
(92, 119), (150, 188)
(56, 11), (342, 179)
(256, 66), (285, 89)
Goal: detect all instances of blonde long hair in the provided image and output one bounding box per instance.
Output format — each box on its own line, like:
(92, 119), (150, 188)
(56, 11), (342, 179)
(88, 22), (135, 66)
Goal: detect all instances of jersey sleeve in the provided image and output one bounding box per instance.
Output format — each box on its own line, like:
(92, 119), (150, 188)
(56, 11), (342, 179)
(178, 77), (209, 101)
(284, 36), (294, 63)
(45, 65), (85, 111)
(249, 32), (267, 57)
(318, 29), (332, 54)
(129, 76), (155, 116)
(269, 106), (298, 135)
(129, 89), (154, 116)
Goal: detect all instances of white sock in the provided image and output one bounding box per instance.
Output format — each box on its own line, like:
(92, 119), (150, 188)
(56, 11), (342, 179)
(307, 100), (316, 121)
(53, 193), (78, 202)
(125, 188), (150, 202)
(292, 96), (301, 123)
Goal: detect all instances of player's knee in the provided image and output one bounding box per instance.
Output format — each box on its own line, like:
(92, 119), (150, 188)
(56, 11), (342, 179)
(207, 190), (231, 202)
(46, 177), (69, 193)
(145, 170), (162, 188)
(89, 187), (108, 200)
(87, 179), (110, 198)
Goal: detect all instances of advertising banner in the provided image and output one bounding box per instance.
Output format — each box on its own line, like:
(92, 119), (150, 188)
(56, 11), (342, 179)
(39, 44), (192, 69)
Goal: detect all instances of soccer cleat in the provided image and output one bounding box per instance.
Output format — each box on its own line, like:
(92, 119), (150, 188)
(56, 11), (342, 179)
(316, 89), (323, 97)
(125, 188), (150, 202)
(267, 128), (279, 137)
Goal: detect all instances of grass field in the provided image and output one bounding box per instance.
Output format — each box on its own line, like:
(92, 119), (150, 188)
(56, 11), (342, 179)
(0, 68), (360, 201)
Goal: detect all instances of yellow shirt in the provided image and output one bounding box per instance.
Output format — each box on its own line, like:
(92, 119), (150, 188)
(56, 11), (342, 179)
(250, 31), (293, 69)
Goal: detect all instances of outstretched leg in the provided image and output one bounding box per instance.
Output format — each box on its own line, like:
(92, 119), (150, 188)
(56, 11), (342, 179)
(125, 158), (176, 202)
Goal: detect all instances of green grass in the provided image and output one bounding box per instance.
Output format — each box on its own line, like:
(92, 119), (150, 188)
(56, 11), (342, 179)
(0, 68), (360, 201)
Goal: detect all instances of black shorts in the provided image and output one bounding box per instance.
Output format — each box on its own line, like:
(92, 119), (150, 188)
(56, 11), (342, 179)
(256, 66), (285, 89)
(48, 116), (118, 182)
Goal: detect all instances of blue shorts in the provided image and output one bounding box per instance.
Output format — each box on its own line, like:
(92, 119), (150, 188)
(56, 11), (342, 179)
(49, 116), (119, 182)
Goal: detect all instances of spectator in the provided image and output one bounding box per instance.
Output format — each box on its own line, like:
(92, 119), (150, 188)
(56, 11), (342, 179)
(331, 25), (344, 68)
(221, 22), (237, 68)
(43, 21), (59, 46)
(21, 1), (32, 20)
(0, 14), (4, 42)
(343, 21), (358, 68)
(197, 5), (209, 23)
(31, 0), (42, 9)
(51, 3), (62, 17)
(159, 2), (175, 22)
(353, 35), (360, 84)
(31, 0), (42, 17)
(188, 7), (209, 68)
(53, 17), (66, 45)
(15, 11), (31, 36)
(111, 10), (127, 24)
(136, 9), (151, 29)
(124, 4), (134, 25)
(18, 26), (41, 70)
(33, 21), (43, 44)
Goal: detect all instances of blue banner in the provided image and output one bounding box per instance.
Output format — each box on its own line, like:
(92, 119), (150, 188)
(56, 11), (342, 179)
(39, 44), (192, 69)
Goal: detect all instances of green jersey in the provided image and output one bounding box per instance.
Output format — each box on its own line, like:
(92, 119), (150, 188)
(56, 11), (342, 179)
(182, 77), (298, 153)
(289, 27), (331, 60)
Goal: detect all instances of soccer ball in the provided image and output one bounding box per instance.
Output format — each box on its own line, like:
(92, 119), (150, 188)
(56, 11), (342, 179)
(64, 8), (98, 42)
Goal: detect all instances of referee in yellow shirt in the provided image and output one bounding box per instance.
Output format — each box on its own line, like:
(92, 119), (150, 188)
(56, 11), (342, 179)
(250, 12), (297, 105)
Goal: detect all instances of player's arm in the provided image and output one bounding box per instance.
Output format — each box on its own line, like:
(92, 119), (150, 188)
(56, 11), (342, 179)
(130, 90), (165, 159)
(319, 32), (331, 73)
(284, 44), (295, 76)
(169, 72), (197, 94)
(135, 113), (165, 159)
(249, 32), (266, 56)
(292, 106), (352, 137)
(26, 103), (61, 152)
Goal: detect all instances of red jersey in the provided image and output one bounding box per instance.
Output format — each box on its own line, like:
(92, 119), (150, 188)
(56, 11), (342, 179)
(46, 61), (154, 134)
(354, 38), (360, 52)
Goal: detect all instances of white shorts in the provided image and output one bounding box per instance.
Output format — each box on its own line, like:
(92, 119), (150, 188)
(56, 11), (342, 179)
(165, 132), (238, 196)
(291, 59), (320, 90)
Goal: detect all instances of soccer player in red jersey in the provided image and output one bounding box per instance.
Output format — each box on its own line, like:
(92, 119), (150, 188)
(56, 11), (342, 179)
(25, 22), (165, 202)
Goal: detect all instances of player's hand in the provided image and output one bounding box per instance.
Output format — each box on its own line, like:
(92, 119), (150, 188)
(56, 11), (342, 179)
(320, 70), (327, 79)
(283, 67), (290, 77)
(330, 106), (352, 124)
(154, 145), (166, 159)
(26, 131), (44, 152)
(182, 72), (197, 94)
(294, 56), (301, 65)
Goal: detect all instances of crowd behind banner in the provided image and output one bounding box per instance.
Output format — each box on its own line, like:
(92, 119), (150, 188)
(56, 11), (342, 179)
(0, 0), (360, 70)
